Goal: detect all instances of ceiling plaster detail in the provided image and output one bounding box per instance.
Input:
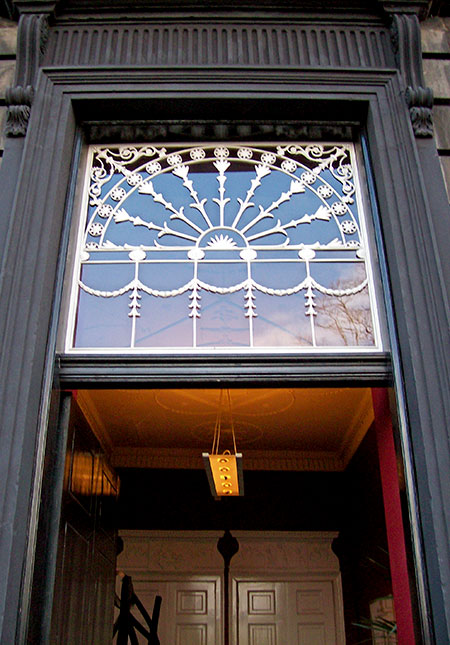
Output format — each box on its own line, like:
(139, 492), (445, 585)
(79, 387), (374, 472)
(154, 388), (296, 419)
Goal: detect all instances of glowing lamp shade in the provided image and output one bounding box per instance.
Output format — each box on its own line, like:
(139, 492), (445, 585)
(203, 452), (244, 498)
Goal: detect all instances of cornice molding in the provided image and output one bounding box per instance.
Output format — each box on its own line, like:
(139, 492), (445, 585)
(13, 0), (59, 13)
(111, 447), (345, 472)
(44, 21), (394, 70)
(118, 530), (340, 575)
(54, 0), (383, 17)
(378, 0), (429, 19)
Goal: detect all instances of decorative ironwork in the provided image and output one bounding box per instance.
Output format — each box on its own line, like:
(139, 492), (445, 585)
(67, 142), (382, 352)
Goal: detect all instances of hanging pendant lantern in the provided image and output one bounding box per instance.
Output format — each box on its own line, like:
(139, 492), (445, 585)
(203, 451), (244, 498)
(203, 390), (244, 498)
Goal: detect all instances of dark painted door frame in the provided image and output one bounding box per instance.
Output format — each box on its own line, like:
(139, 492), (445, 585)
(0, 58), (448, 645)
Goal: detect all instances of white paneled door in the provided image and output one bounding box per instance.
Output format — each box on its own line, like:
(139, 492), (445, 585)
(237, 580), (338, 645)
(130, 579), (220, 645)
(237, 582), (285, 644)
(129, 578), (339, 645)
(118, 531), (345, 645)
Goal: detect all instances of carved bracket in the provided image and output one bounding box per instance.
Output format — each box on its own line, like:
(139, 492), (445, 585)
(6, 9), (54, 137)
(406, 86), (434, 138)
(390, 13), (434, 138)
(5, 85), (34, 136)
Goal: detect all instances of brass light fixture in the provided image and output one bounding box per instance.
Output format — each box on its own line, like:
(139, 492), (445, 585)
(203, 390), (244, 498)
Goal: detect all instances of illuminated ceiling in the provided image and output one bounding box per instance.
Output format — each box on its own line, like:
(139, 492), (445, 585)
(77, 387), (374, 472)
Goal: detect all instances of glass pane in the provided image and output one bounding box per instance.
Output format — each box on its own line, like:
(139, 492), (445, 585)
(197, 292), (249, 347)
(135, 292), (192, 348)
(314, 288), (375, 347)
(252, 261), (307, 291)
(68, 142), (381, 352)
(253, 292), (313, 347)
(197, 262), (247, 289)
(74, 291), (131, 348)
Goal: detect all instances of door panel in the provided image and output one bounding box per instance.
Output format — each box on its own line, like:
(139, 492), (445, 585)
(91, 547), (117, 643)
(291, 581), (337, 645)
(126, 581), (167, 644)
(129, 579), (220, 644)
(297, 624), (327, 644)
(57, 522), (92, 643)
(248, 624), (277, 645)
(175, 624), (208, 645)
(167, 580), (219, 645)
(50, 399), (119, 644)
(238, 582), (286, 644)
(237, 580), (337, 645)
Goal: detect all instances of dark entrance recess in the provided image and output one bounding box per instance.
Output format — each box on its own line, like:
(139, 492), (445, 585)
(113, 394), (413, 644)
(35, 386), (418, 644)
(115, 456), (392, 644)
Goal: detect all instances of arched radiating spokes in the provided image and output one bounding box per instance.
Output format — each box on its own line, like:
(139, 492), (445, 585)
(68, 143), (381, 352)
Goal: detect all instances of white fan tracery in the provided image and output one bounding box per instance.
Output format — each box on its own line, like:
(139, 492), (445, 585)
(71, 143), (377, 350)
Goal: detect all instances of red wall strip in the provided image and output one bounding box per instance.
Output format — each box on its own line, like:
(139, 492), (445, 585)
(372, 388), (415, 644)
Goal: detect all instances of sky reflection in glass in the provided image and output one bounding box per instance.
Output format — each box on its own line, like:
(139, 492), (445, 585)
(69, 143), (380, 351)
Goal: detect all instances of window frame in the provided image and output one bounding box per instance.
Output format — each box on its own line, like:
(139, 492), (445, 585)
(59, 132), (388, 363)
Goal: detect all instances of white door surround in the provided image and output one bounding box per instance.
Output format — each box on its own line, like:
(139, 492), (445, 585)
(118, 530), (345, 644)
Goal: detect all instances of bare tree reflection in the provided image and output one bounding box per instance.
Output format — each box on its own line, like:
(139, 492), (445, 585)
(313, 266), (374, 346)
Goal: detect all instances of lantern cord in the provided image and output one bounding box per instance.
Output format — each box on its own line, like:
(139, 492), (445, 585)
(227, 388), (237, 455)
(211, 389), (223, 455)
(211, 389), (237, 456)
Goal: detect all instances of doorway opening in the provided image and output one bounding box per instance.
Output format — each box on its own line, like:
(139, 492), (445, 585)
(48, 387), (415, 644)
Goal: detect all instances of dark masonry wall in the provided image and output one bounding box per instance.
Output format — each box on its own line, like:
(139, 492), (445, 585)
(0, 0), (449, 643)
(421, 14), (450, 201)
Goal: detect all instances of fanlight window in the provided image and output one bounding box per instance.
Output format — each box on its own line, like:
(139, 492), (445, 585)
(66, 142), (382, 352)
